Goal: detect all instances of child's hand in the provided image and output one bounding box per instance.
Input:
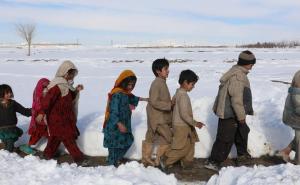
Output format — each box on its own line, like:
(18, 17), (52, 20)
(195, 122), (205, 129)
(117, 122), (127, 133)
(76, 84), (84, 91)
(35, 114), (44, 123)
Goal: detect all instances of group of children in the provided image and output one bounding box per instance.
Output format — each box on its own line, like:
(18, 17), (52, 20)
(103, 58), (205, 169)
(1, 51), (300, 171)
(0, 61), (88, 166)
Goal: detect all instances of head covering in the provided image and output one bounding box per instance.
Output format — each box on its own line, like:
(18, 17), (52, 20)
(48, 60), (78, 97)
(237, 50), (256, 65)
(28, 78), (50, 136)
(55, 60), (78, 78)
(103, 70), (136, 128)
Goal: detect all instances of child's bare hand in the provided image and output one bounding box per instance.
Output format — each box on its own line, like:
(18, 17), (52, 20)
(117, 122), (127, 133)
(35, 114), (44, 123)
(195, 122), (205, 129)
(76, 84), (84, 91)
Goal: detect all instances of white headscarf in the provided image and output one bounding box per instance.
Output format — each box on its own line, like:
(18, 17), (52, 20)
(48, 60), (78, 97)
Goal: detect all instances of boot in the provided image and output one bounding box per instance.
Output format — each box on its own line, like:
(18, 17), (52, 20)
(141, 141), (155, 166)
(154, 144), (169, 166)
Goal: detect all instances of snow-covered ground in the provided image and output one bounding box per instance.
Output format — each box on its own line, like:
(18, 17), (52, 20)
(207, 163), (300, 185)
(1, 46), (300, 184)
(0, 150), (177, 185)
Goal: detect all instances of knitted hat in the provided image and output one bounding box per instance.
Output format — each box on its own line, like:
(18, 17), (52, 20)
(238, 50), (256, 65)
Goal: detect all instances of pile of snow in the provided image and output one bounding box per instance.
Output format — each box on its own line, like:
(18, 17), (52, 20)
(0, 150), (177, 185)
(207, 163), (300, 185)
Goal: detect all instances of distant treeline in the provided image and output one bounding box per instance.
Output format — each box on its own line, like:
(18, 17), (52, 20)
(237, 41), (300, 48)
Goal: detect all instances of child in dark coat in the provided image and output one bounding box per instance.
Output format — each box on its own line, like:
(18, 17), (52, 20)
(0, 84), (31, 152)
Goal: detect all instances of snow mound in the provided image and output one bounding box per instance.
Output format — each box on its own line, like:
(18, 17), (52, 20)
(207, 163), (300, 185)
(0, 150), (177, 185)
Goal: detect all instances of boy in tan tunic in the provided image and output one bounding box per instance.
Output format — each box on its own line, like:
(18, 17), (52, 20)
(161, 69), (205, 169)
(142, 58), (173, 166)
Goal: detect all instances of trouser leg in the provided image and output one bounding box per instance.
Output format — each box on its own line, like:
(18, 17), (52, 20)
(182, 143), (195, 163)
(165, 141), (191, 167)
(108, 146), (130, 166)
(294, 129), (300, 164)
(235, 121), (250, 156)
(43, 136), (61, 159)
(62, 138), (84, 162)
(28, 135), (42, 146)
(156, 124), (172, 145)
(210, 118), (237, 163)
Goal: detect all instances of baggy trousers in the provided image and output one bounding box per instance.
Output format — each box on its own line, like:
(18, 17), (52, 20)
(107, 146), (130, 166)
(43, 136), (84, 162)
(210, 118), (250, 163)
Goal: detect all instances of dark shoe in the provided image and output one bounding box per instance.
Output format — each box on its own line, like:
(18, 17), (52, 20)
(236, 154), (252, 166)
(204, 160), (220, 171)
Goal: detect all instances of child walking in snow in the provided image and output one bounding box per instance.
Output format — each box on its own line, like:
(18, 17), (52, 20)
(103, 70), (148, 167)
(160, 70), (205, 170)
(142, 58), (173, 166)
(36, 60), (87, 166)
(0, 84), (31, 152)
(19, 78), (50, 154)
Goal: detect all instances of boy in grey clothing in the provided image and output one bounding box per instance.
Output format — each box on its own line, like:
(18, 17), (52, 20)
(205, 50), (256, 171)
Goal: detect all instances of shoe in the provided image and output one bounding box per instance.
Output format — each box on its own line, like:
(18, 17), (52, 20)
(236, 154), (252, 166)
(19, 144), (37, 155)
(204, 160), (220, 171)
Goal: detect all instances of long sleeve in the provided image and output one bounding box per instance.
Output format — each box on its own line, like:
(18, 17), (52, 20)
(40, 86), (60, 115)
(149, 82), (171, 111)
(129, 94), (139, 107)
(178, 93), (196, 127)
(14, 101), (31, 117)
(108, 93), (121, 125)
(228, 77), (246, 121)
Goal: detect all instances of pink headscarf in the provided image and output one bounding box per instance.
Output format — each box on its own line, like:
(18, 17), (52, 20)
(28, 78), (50, 134)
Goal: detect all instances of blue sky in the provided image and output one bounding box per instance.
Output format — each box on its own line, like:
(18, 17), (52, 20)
(0, 0), (299, 45)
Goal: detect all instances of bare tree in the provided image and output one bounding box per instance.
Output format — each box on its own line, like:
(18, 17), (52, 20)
(15, 23), (36, 56)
